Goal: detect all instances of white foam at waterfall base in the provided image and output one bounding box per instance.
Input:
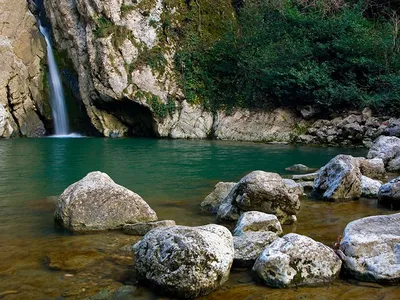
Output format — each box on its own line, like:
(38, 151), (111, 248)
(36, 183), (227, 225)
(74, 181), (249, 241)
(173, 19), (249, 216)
(38, 22), (70, 136)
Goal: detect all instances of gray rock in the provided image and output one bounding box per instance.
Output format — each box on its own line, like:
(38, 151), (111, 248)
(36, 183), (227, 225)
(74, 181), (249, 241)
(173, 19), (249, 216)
(378, 177), (400, 205)
(253, 233), (342, 287)
(291, 172), (318, 181)
(285, 164), (314, 173)
(133, 224), (234, 298)
(298, 181), (314, 191)
(338, 213), (400, 283)
(313, 155), (362, 201)
(361, 176), (382, 198)
(233, 232), (279, 267)
(123, 220), (176, 235)
(54, 172), (158, 232)
(367, 136), (400, 172)
(300, 105), (319, 120)
(283, 179), (304, 196)
(388, 156), (400, 172)
(362, 108), (373, 120)
(200, 182), (236, 214)
(356, 157), (386, 180)
(233, 211), (282, 236)
(217, 171), (300, 225)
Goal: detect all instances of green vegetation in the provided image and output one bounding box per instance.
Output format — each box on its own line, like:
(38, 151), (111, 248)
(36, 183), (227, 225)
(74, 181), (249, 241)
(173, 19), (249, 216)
(175, 0), (400, 116)
(135, 90), (176, 119)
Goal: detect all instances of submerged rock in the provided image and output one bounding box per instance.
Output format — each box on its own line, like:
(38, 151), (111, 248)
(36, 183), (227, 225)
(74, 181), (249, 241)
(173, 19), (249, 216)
(367, 136), (400, 172)
(233, 211), (282, 236)
(361, 176), (382, 198)
(285, 164), (315, 173)
(44, 251), (105, 272)
(123, 220), (176, 236)
(233, 232), (279, 267)
(253, 233), (342, 287)
(54, 172), (158, 232)
(313, 155), (362, 201)
(133, 224), (234, 298)
(339, 213), (400, 283)
(378, 177), (400, 206)
(200, 182), (236, 214)
(217, 171), (300, 225)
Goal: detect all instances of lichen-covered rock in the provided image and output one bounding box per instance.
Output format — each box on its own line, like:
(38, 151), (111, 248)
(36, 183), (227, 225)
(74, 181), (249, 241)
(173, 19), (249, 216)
(378, 177), (400, 206)
(0, 0), (50, 137)
(283, 179), (304, 196)
(233, 232), (279, 267)
(253, 233), (342, 287)
(361, 176), (382, 198)
(200, 182), (236, 214)
(356, 157), (386, 180)
(54, 171), (158, 231)
(133, 224), (234, 298)
(338, 213), (400, 283)
(123, 220), (175, 236)
(217, 171), (300, 225)
(367, 136), (400, 172)
(233, 211), (282, 236)
(313, 155), (362, 201)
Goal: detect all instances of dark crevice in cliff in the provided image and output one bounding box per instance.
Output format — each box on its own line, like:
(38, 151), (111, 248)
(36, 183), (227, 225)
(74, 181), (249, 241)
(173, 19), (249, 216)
(5, 80), (21, 135)
(95, 98), (157, 137)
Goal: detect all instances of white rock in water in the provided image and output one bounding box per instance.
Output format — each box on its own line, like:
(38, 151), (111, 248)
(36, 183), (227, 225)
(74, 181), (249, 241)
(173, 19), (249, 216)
(55, 171), (158, 231)
(339, 213), (400, 283)
(361, 176), (382, 198)
(233, 211), (282, 236)
(253, 233), (342, 287)
(133, 224), (234, 298)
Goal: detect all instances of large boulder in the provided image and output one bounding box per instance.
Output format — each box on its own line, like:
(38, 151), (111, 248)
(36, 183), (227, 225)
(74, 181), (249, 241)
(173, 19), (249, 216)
(338, 213), (400, 283)
(253, 233), (342, 287)
(133, 224), (234, 298)
(233, 211), (282, 236)
(312, 155), (362, 201)
(233, 232), (279, 267)
(356, 157), (386, 180)
(367, 136), (400, 172)
(217, 171), (300, 225)
(54, 172), (158, 231)
(361, 176), (382, 198)
(378, 177), (400, 206)
(200, 182), (236, 214)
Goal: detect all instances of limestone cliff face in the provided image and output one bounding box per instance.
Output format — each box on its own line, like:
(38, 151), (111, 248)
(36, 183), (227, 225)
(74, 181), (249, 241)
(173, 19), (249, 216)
(0, 0), (50, 137)
(43, 0), (300, 141)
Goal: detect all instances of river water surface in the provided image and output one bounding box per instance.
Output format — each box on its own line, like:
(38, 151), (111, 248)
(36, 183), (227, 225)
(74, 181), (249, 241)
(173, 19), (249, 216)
(0, 138), (399, 299)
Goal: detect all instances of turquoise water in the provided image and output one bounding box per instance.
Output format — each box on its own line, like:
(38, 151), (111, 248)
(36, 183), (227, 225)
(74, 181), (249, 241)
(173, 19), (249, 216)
(1, 137), (399, 299)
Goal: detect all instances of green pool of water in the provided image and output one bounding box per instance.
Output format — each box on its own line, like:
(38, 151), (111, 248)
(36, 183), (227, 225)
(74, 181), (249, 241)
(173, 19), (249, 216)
(0, 138), (398, 299)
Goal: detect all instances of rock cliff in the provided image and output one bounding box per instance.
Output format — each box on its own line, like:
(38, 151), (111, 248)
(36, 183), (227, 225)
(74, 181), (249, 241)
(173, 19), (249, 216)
(0, 0), (51, 138)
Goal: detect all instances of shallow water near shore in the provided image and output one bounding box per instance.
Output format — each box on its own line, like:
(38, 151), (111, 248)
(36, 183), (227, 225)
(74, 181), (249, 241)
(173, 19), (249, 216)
(0, 137), (399, 299)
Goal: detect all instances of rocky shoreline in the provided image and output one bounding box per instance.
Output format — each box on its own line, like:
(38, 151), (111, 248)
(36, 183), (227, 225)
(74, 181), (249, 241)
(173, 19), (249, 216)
(47, 135), (400, 298)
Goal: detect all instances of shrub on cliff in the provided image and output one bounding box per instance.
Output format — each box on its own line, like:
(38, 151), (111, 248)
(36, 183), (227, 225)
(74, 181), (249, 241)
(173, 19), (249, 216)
(175, 0), (400, 116)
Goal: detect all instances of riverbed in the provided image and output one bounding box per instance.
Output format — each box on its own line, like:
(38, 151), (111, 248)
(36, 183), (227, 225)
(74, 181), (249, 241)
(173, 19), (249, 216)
(0, 138), (399, 299)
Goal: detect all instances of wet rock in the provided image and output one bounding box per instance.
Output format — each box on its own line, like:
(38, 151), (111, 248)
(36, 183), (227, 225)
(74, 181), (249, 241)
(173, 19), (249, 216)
(283, 179), (304, 196)
(356, 157), (386, 180)
(217, 171), (300, 225)
(233, 211), (282, 236)
(367, 136), (400, 172)
(298, 181), (314, 191)
(292, 172), (318, 181)
(233, 232), (279, 267)
(378, 177), (400, 206)
(44, 251), (105, 272)
(338, 213), (400, 283)
(54, 172), (158, 232)
(313, 155), (362, 201)
(253, 233), (342, 287)
(133, 224), (234, 298)
(361, 176), (382, 198)
(285, 164), (314, 173)
(123, 220), (175, 235)
(200, 182), (236, 214)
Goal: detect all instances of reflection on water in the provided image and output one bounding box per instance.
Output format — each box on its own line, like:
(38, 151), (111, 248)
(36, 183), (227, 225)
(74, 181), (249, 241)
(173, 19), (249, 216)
(0, 138), (399, 299)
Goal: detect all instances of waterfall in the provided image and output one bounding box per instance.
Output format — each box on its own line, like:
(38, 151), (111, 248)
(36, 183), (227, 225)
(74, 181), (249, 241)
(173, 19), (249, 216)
(38, 23), (70, 136)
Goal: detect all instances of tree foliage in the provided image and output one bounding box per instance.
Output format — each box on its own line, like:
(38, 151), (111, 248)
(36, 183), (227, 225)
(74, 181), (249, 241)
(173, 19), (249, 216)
(175, 0), (400, 116)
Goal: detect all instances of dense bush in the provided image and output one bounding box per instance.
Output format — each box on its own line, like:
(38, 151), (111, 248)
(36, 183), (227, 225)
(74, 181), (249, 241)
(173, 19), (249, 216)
(175, 0), (400, 116)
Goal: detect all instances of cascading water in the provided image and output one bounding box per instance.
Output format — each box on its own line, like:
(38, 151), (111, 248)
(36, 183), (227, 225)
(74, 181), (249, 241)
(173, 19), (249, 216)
(38, 22), (70, 136)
